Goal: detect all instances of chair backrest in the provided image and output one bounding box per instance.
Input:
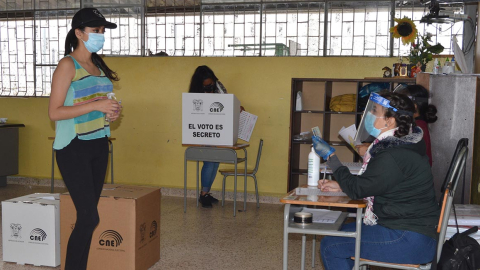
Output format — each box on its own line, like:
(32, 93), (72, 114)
(252, 139), (263, 174)
(435, 143), (468, 263)
(440, 138), (468, 195)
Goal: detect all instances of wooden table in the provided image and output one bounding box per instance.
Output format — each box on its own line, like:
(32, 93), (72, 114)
(183, 143), (249, 217)
(280, 187), (366, 270)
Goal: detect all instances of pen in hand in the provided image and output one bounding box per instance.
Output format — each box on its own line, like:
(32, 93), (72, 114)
(322, 166), (327, 189)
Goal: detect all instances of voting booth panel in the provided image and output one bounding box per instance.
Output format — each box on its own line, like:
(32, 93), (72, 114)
(182, 93), (240, 146)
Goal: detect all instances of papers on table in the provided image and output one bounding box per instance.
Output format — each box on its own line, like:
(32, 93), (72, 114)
(301, 208), (342, 224)
(238, 111), (258, 142)
(295, 188), (347, 197)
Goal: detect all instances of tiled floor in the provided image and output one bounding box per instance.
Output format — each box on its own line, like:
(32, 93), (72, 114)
(0, 184), (328, 270)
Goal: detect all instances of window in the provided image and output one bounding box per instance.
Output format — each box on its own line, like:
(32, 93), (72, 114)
(394, 1), (464, 57)
(0, 0), (468, 96)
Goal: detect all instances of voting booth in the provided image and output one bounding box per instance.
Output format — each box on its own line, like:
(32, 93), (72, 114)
(182, 93), (240, 146)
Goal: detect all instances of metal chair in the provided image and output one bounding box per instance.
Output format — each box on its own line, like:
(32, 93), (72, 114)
(219, 139), (263, 208)
(354, 139), (468, 270)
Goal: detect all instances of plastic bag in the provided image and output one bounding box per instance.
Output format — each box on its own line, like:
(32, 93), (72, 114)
(329, 94), (356, 112)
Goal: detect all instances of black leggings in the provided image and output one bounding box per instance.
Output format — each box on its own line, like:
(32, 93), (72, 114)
(56, 136), (109, 270)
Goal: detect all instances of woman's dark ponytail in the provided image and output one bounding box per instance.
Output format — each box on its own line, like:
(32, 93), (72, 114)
(92, 53), (119, 81)
(64, 27), (119, 82)
(64, 29), (77, 56)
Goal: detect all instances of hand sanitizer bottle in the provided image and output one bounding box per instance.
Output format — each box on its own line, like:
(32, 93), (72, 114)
(442, 57), (451, 74)
(433, 58), (440, 74)
(308, 146), (320, 186)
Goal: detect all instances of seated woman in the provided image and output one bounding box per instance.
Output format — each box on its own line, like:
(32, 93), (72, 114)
(355, 85), (437, 167)
(395, 85), (437, 166)
(313, 91), (440, 270)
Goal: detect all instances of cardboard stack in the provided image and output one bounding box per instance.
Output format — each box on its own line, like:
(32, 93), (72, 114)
(61, 184), (161, 270)
(182, 93), (240, 146)
(2, 193), (60, 267)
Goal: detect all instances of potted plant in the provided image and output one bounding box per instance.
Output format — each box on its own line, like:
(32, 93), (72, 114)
(408, 33), (444, 72)
(390, 17), (444, 76)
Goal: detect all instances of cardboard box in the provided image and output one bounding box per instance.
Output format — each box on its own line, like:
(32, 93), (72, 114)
(182, 93), (240, 146)
(2, 193), (60, 267)
(60, 184), (161, 270)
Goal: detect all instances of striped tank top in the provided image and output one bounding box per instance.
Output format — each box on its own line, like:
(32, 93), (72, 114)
(53, 55), (112, 150)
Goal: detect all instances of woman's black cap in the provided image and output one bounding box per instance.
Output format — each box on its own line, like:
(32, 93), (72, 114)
(71, 8), (117, 29)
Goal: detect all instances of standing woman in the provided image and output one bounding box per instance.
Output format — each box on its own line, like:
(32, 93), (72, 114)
(188, 65), (243, 208)
(48, 8), (121, 270)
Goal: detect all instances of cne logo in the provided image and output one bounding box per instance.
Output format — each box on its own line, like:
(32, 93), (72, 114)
(209, 102), (224, 113)
(10, 223), (22, 239)
(150, 220), (158, 238)
(139, 223), (147, 243)
(99, 230), (123, 247)
(193, 99), (203, 112)
(30, 228), (47, 241)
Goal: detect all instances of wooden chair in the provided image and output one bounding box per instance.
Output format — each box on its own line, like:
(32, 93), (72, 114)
(352, 139), (468, 270)
(219, 139), (263, 208)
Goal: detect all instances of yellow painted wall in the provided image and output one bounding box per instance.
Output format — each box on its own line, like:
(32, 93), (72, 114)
(0, 56), (399, 196)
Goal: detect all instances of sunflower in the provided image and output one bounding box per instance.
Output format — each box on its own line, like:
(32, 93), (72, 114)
(390, 17), (418, 45)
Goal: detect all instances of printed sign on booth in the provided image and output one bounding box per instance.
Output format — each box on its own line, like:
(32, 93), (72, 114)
(182, 93), (240, 146)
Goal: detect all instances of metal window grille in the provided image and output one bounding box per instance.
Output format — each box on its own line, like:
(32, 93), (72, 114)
(327, 1), (391, 56)
(202, 3), (262, 56)
(262, 2), (325, 56)
(0, 0), (468, 96)
(146, 0), (201, 56)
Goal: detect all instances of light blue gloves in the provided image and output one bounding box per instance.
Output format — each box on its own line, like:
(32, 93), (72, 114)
(312, 136), (336, 160)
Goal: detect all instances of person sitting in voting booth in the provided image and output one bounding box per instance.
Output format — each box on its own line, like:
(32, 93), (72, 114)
(188, 65), (244, 208)
(313, 92), (440, 270)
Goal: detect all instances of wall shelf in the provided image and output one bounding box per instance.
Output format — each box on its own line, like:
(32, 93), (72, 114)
(287, 77), (415, 191)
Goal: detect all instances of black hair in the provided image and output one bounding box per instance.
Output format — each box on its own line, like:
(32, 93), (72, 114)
(379, 91), (416, 138)
(188, 65), (218, 93)
(64, 27), (119, 82)
(396, 85), (437, 123)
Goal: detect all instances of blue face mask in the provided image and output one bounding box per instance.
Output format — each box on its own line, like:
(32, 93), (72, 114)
(82, 32), (105, 53)
(364, 111), (387, 138)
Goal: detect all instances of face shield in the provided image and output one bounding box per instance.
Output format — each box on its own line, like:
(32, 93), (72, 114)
(354, 93), (399, 143)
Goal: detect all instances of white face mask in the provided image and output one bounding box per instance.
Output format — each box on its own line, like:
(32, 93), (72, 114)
(81, 32), (105, 53)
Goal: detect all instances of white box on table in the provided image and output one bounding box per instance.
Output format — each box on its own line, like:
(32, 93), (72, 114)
(2, 193), (60, 267)
(182, 93), (240, 146)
